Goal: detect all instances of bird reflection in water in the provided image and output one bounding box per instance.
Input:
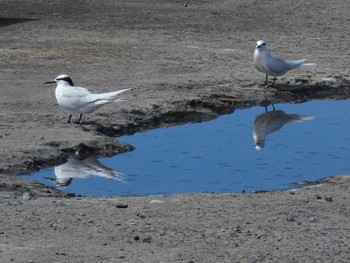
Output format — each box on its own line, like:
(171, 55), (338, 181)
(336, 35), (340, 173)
(45, 157), (125, 187)
(253, 104), (314, 150)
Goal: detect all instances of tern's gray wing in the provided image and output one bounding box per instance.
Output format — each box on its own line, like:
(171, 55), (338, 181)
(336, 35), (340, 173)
(65, 86), (91, 98)
(264, 53), (293, 76)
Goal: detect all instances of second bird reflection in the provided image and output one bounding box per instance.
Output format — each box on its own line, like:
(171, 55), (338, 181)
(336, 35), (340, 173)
(253, 105), (314, 150)
(45, 157), (125, 187)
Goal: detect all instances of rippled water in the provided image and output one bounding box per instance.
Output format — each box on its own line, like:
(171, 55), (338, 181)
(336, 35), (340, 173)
(24, 100), (350, 196)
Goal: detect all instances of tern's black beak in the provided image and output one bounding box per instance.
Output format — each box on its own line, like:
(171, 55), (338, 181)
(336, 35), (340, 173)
(44, 80), (56, 84)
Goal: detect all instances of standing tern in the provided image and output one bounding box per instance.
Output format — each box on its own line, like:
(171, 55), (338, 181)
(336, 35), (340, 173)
(254, 40), (315, 86)
(45, 74), (129, 123)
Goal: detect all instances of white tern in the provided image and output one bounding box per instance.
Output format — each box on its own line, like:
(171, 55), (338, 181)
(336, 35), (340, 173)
(254, 40), (315, 86)
(45, 74), (129, 123)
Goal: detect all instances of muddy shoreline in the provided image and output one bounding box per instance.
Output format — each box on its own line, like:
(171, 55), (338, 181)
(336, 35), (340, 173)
(1, 0), (350, 262)
(3, 78), (350, 175)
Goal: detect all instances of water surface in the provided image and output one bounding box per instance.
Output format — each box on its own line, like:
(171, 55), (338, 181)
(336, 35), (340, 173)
(26, 100), (350, 196)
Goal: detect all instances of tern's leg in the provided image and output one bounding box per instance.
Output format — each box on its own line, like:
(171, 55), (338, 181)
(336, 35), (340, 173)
(269, 77), (277, 86)
(265, 75), (268, 85)
(67, 114), (72, 123)
(264, 103), (275, 112)
(73, 114), (83, 124)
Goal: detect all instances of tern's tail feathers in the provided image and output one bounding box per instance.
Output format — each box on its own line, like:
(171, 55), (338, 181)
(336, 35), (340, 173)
(286, 59), (316, 70)
(285, 59), (306, 70)
(289, 114), (315, 123)
(101, 88), (130, 98)
(300, 62), (316, 68)
(95, 88), (130, 102)
(289, 59), (306, 64)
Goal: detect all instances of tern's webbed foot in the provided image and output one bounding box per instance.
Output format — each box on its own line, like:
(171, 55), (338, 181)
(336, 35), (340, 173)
(67, 114), (83, 124)
(268, 77), (277, 87)
(74, 114), (83, 124)
(264, 75), (277, 86)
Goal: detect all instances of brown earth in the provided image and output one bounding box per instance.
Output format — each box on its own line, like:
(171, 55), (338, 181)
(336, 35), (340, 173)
(0, 0), (350, 262)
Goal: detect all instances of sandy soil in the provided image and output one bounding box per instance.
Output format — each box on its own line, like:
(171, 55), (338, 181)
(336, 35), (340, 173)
(1, 0), (350, 262)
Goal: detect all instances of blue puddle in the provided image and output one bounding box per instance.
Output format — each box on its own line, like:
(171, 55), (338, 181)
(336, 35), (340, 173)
(24, 100), (350, 196)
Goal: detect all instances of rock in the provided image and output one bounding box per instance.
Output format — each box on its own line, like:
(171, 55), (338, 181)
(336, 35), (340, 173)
(143, 236), (152, 243)
(150, 200), (164, 204)
(308, 216), (317, 222)
(22, 192), (31, 201)
(325, 197), (333, 202)
(116, 204), (128, 208)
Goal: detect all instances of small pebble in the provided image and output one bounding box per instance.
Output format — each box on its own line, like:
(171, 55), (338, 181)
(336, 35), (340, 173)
(22, 192), (30, 201)
(116, 204), (128, 208)
(309, 216), (317, 222)
(143, 236), (152, 243)
(150, 200), (164, 204)
(325, 197), (333, 202)
(137, 213), (146, 219)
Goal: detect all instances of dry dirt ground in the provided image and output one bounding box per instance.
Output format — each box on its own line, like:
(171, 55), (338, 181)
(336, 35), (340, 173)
(1, 0), (350, 262)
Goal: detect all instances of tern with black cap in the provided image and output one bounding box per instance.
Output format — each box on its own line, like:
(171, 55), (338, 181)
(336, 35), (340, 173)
(45, 74), (129, 123)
